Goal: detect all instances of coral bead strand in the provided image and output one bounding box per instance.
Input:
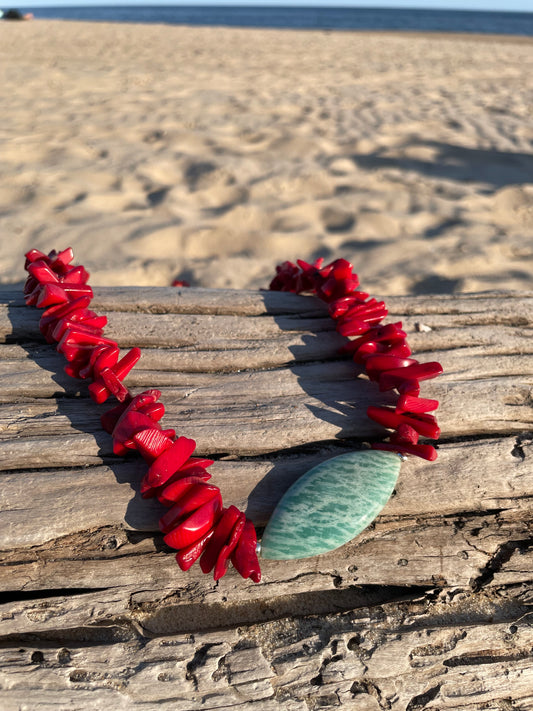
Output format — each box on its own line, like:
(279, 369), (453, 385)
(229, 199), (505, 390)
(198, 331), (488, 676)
(269, 258), (442, 460)
(23, 248), (261, 583)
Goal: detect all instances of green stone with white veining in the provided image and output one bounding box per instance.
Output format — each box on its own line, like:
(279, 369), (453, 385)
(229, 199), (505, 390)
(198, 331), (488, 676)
(261, 450), (401, 560)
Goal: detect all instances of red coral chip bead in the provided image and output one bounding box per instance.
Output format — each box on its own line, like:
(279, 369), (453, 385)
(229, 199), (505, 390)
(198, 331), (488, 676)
(112, 410), (161, 454)
(390, 423), (419, 445)
(396, 394), (439, 414)
(24, 249), (49, 269)
(88, 348), (141, 403)
(27, 260), (60, 284)
(371, 441), (438, 461)
(113, 347), (142, 380)
(23, 275), (39, 296)
(37, 283), (94, 308)
(141, 402), (165, 422)
(318, 277), (361, 302)
(329, 258), (355, 281)
(52, 318), (104, 343)
(39, 295), (93, 340)
(200, 505), (242, 575)
(143, 436), (197, 490)
(352, 340), (412, 364)
(158, 473), (212, 507)
(175, 529), (215, 572)
(101, 400), (131, 434)
(64, 357), (91, 379)
(231, 519), (261, 583)
(214, 512), (246, 581)
(398, 379), (420, 396)
(134, 428), (174, 470)
(163, 496), (222, 550)
(328, 293), (370, 319)
(58, 329), (117, 361)
(364, 356), (418, 382)
(367, 406), (440, 439)
(160, 484), (222, 534)
(36, 283), (69, 307)
(378, 362), (443, 391)
(336, 318), (372, 337)
(179, 457), (215, 472)
(79, 344), (120, 380)
(101, 368), (130, 402)
(61, 265), (89, 285)
(348, 322), (405, 349)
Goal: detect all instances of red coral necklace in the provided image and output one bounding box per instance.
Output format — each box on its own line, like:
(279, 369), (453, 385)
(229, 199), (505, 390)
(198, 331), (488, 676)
(23, 248), (442, 583)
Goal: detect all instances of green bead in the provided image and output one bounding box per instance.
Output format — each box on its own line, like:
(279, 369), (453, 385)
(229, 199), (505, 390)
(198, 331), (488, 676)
(261, 450), (401, 560)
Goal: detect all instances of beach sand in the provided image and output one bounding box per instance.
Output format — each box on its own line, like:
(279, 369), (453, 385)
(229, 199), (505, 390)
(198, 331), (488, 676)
(0, 20), (532, 293)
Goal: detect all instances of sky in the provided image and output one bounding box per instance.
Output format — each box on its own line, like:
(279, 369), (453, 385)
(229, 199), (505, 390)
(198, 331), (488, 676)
(21, 0), (533, 10)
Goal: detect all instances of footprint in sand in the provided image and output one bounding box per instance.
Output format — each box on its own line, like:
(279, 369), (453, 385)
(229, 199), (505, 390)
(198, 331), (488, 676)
(492, 186), (533, 229)
(184, 160), (235, 192)
(321, 206), (355, 233)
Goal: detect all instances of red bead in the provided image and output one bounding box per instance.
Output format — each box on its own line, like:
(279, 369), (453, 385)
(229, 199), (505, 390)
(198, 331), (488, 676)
(27, 260), (60, 284)
(335, 317), (370, 337)
(367, 406), (440, 439)
(24, 248), (48, 269)
(371, 441), (438, 461)
(101, 368), (130, 402)
(143, 436), (197, 490)
(112, 410), (160, 455)
(329, 258), (354, 281)
(141, 402), (165, 422)
(88, 348), (141, 403)
(163, 496), (222, 550)
(135, 428), (174, 471)
(200, 505), (242, 574)
(78, 344), (119, 380)
(175, 529), (215, 571)
(231, 519), (261, 583)
(101, 400), (131, 434)
(178, 456), (215, 472)
(319, 277), (361, 302)
(364, 355), (418, 382)
(160, 484), (222, 534)
(158, 473), (212, 507)
(390, 424), (419, 444)
(328, 293), (370, 319)
(396, 394), (439, 414)
(378, 362), (443, 392)
(214, 512), (246, 581)
(61, 265), (89, 285)
(39, 296), (92, 341)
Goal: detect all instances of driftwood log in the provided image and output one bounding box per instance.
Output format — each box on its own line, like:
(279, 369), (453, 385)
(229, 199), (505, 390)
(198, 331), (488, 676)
(0, 286), (532, 710)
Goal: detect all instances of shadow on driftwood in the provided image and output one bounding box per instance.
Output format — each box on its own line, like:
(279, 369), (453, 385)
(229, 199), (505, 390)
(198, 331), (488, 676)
(5, 290), (162, 541)
(246, 291), (396, 524)
(6, 287), (394, 551)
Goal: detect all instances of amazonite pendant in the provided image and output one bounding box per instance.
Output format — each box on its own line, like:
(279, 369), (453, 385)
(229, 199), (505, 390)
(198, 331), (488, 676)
(261, 450), (401, 560)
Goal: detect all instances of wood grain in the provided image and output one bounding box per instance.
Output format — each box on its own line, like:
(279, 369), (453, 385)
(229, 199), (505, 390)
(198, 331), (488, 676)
(0, 287), (532, 709)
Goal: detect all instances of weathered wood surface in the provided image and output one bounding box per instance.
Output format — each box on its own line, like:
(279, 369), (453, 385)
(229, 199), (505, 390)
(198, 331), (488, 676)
(1, 286), (532, 710)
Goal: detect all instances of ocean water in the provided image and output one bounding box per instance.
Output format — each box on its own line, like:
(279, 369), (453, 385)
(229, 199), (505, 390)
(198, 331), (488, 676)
(22, 6), (533, 37)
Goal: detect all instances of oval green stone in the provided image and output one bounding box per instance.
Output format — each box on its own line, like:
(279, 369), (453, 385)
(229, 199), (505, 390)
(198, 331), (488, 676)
(261, 450), (401, 560)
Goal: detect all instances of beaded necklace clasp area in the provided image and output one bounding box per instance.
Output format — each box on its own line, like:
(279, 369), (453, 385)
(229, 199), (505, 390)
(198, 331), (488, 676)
(23, 249), (442, 582)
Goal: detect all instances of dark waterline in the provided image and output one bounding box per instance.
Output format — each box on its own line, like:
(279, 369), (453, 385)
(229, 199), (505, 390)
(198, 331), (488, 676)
(22, 6), (533, 37)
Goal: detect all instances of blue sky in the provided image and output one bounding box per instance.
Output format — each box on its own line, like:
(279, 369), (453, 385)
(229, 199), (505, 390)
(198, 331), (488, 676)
(22, 0), (533, 10)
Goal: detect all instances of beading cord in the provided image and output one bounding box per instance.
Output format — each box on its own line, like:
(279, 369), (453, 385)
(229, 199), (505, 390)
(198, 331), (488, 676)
(23, 248), (442, 583)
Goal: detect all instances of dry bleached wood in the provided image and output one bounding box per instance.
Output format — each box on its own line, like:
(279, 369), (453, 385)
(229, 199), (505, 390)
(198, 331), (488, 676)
(0, 286), (532, 709)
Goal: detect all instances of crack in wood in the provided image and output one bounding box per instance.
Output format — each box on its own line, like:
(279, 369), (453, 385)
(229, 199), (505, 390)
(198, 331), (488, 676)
(472, 539), (533, 591)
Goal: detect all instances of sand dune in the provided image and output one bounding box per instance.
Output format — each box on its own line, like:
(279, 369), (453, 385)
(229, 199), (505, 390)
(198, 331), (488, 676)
(0, 21), (532, 293)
